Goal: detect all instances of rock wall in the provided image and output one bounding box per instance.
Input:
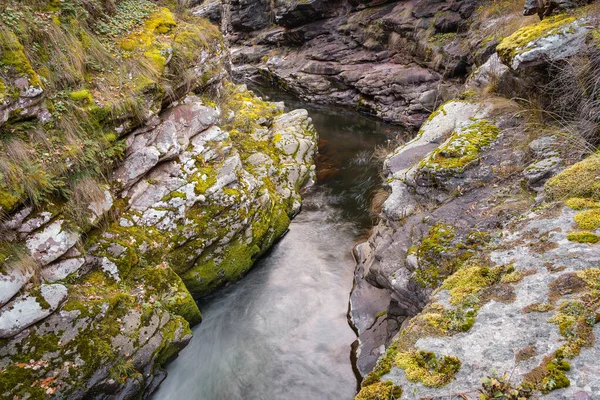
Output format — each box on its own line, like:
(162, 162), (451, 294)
(193, 0), (534, 128)
(0, 1), (317, 398)
(352, 3), (600, 399)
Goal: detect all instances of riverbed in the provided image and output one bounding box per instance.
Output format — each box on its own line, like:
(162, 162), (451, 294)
(153, 89), (403, 400)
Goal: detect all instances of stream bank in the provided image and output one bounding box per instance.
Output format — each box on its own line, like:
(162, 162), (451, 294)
(153, 88), (405, 400)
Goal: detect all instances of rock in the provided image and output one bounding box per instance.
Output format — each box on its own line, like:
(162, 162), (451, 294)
(523, 156), (563, 187)
(0, 284), (68, 338)
(497, 15), (592, 70)
(25, 220), (80, 266)
(466, 53), (509, 90)
(41, 258), (86, 282)
(529, 135), (559, 158)
(88, 190), (113, 225)
(115, 96), (220, 190)
(0, 269), (34, 307)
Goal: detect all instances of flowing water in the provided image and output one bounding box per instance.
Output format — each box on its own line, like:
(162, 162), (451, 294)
(153, 88), (404, 400)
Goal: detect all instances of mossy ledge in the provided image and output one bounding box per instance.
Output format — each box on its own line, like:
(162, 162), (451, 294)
(0, 1), (317, 399)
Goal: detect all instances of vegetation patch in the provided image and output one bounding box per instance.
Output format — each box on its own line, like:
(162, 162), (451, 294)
(573, 208), (600, 230)
(545, 155), (600, 201)
(567, 231), (600, 244)
(395, 350), (461, 388)
(419, 120), (499, 174)
(355, 381), (402, 400)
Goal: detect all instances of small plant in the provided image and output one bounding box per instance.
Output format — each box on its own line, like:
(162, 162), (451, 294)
(480, 373), (532, 399)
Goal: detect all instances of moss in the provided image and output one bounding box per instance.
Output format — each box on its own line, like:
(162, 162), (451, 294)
(567, 231), (600, 244)
(497, 14), (577, 64)
(545, 155), (600, 201)
(414, 224), (458, 287)
(565, 197), (600, 210)
(180, 238), (259, 297)
(144, 48), (167, 72)
(523, 352), (571, 394)
(154, 316), (191, 366)
(441, 262), (505, 305)
(0, 29), (42, 87)
(0, 187), (20, 212)
(362, 343), (399, 386)
(419, 120), (499, 173)
(144, 7), (176, 34)
(70, 89), (93, 104)
(355, 381), (402, 400)
(395, 350), (461, 388)
(573, 208), (600, 230)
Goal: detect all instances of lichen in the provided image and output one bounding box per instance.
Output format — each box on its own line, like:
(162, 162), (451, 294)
(565, 197), (600, 210)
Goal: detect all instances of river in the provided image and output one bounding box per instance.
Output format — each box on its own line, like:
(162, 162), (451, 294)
(152, 88), (403, 400)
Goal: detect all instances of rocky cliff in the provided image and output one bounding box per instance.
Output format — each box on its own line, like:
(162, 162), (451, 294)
(0, 1), (317, 398)
(348, 2), (600, 399)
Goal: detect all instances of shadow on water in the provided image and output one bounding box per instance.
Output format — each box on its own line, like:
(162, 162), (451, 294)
(152, 87), (407, 400)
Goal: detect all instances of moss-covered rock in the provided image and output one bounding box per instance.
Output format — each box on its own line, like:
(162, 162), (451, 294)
(545, 155), (600, 201)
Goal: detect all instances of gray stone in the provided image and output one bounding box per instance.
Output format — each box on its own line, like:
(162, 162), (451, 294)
(25, 220), (80, 266)
(0, 284), (68, 338)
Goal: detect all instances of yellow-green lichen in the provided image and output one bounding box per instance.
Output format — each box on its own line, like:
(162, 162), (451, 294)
(441, 262), (506, 305)
(565, 197), (600, 210)
(70, 89), (93, 103)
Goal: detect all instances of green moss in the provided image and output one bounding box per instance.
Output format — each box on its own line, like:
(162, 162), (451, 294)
(573, 208), (600, 230)
(70, 89), (93, 104)
(420, 120), (499, 173)
(355, 381), (402, 400)
(145, 7), (176, 34)
(565, 197), (600, 210)
(0, 187), (20, 212)
(567, 231), (600, 244)
(414, 224), (457, 287)
(497, 14), (576, 64)
(362, 343), (399, 386)
(395, 350), (461, 387)
(442, 262), (508, 305)
(154, 316), (191, 366)
(0, 29), (42, 87)
(144, 48), (167, 72)
(545, 155), (600, 201)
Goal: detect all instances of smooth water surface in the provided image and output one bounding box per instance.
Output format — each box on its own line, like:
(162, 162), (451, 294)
(153, 89), (404, 400)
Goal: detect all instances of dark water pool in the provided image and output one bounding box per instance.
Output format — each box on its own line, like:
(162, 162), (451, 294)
(152, 88), (404, 400)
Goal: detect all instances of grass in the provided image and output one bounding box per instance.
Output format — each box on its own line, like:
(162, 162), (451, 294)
(0, 0), (223, 214)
